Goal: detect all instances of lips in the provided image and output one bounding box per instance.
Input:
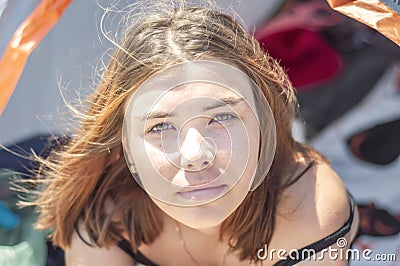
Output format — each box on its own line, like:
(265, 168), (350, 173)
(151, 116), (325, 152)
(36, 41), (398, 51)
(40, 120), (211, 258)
(176, 185), (227, 201)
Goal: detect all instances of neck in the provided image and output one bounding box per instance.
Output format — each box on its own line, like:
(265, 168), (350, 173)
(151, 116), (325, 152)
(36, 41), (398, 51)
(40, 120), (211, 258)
(179, 221), (222, 240)
(167, 214), (231, 265)
(162, 216), (222, 247)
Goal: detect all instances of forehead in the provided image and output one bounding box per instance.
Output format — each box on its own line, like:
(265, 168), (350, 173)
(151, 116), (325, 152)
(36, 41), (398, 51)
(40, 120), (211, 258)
(125, 61), (259, 118)
(132, 82), (251, 115)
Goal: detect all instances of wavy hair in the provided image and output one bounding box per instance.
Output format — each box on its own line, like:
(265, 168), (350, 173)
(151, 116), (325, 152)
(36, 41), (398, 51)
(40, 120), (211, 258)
(30, 1), (325, 262)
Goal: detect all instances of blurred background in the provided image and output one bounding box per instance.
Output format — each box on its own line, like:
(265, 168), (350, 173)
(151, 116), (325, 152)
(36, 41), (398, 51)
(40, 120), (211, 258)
(0, 0), (399, 265)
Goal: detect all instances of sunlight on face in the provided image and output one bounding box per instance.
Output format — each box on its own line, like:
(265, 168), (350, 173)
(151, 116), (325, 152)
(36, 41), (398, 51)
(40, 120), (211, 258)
(122, 61), (276, 228)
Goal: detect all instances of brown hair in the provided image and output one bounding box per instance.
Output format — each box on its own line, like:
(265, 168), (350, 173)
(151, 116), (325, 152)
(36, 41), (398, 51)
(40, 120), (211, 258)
(31, 1), (325, 262)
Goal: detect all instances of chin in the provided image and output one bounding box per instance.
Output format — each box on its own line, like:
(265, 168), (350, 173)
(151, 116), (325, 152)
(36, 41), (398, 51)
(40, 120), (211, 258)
(179, 214), (226, 229)
(152, 196), (238, 229)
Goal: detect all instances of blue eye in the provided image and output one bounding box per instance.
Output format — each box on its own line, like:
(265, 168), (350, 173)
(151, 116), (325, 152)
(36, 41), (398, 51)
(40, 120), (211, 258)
(148, 123), (174, 134)
(210, 113), (237, 123)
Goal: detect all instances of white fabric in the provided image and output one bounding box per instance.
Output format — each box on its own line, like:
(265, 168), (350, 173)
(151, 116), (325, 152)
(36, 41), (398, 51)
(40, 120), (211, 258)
(311, 64), (400, 265)
(311, 64), (400, 212)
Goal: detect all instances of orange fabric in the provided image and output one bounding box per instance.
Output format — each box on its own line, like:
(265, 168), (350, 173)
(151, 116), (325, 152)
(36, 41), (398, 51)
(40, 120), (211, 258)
(0, 0), (72, 116)
(326, 0), (400, 46)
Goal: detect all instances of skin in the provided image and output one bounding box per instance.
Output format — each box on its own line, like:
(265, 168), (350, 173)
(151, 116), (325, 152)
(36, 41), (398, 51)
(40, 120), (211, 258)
(124, 81), (261, 228)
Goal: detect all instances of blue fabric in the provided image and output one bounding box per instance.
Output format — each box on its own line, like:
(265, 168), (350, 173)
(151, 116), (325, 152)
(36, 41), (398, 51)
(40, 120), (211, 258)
(0, 134), (68, 266)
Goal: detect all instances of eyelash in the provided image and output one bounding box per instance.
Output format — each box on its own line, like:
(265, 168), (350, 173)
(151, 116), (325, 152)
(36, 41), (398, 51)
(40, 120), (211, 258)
(148, 123), (174, 134)
(210, 113), (236, 124)
(147, 113), (237, 134)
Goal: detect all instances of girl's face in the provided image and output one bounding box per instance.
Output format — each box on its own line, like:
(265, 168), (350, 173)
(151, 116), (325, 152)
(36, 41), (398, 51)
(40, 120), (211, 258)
(122, 61), (275, 228)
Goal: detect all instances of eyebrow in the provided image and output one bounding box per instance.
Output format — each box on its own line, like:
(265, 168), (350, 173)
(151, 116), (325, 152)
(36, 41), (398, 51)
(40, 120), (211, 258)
(142, 111), (176, 121)
(139, 96), (244, 121)
(202, 96), (245, 111)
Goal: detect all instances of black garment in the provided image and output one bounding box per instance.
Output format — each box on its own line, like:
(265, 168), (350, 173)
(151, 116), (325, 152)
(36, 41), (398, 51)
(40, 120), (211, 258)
(273, 193), (355, 266)
(117, 170), (356, 265)
(347, 118), (400, 165)
(118, 240), (157, 266)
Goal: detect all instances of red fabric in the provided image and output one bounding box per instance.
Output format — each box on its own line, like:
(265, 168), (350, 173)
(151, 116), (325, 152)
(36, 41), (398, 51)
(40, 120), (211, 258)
(257, 28), (342, 89)
(255, 0), (343, 90)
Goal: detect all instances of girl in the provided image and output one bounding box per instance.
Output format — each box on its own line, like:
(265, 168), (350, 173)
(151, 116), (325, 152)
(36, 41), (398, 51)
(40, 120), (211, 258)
(32, 2), (359, 265)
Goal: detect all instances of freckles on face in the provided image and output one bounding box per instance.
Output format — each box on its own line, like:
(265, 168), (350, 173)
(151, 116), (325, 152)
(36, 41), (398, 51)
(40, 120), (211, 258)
(121, 60), (277, 228)
(142, 110), (236, 187)
(143, 140), (177, 181)
(122, 60), (270, 209)
(126, 82), (259, 202)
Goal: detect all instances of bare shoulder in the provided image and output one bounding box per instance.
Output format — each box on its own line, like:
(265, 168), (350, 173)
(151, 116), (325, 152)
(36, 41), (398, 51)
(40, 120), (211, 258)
(303, 162), (350, 231)
(274, 162), (359, 251)
(65, 230), (133, 266)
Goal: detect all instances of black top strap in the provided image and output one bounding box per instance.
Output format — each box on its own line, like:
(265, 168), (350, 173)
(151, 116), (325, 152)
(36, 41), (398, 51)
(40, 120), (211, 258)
(118, 240), (159, 266)
(117, 240), (136, 259)
(273, 193), (356, 266)
(285, 160), (317, 187)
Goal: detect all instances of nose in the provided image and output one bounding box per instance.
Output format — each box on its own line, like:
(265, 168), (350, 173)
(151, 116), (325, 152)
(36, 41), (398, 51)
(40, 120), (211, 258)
(179, 127), (215, 171)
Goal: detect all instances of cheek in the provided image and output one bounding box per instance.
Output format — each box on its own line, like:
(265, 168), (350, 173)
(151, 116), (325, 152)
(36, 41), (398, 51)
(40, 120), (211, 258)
(209, 123), (248, 151)
(207, 129), (234, 171)
(231, 120), (260, 176)
(143, 141), (177, 180)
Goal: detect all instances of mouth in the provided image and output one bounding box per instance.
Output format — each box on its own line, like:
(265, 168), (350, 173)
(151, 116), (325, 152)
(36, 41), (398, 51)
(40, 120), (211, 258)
(176, 185), (228, 201)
